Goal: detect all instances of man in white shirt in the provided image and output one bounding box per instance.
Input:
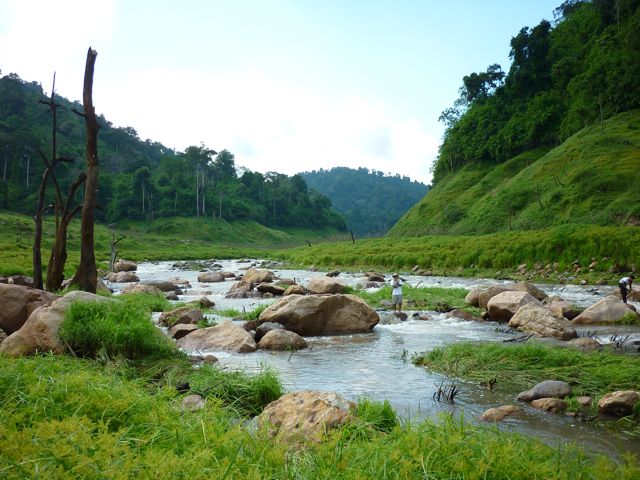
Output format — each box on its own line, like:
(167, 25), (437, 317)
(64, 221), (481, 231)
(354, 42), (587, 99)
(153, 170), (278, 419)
(619, 274), (635, 304)
(391, 273), (403, 314)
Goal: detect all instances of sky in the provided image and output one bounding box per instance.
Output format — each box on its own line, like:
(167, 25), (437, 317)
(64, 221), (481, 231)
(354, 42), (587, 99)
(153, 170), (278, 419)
(0, 0), (561, 184)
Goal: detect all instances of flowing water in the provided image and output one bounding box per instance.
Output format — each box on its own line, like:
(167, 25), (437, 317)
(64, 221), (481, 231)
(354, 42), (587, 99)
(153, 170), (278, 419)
(111, 259), (640, 458)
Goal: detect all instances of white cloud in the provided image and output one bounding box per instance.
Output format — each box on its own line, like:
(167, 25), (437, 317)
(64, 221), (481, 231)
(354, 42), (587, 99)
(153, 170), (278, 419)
(100, 68), (438, 184)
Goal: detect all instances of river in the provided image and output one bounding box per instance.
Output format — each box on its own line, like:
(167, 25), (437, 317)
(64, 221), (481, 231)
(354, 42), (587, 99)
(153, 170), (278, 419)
(112, 259), (640, 459)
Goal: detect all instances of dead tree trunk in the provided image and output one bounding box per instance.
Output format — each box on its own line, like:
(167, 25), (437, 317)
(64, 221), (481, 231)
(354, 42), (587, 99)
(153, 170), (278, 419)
(33, 74), (62, 290)
(46, 173), (86, 291)
(73, 48), (99, 293)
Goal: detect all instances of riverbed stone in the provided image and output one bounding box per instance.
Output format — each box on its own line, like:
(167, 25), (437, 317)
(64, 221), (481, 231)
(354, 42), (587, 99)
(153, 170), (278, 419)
(141, 280), (181, 292)
(242, 268), (274, 284)
(0, 291), (111, 357)
(512, 281), (548, 301)
(197, 271), (225, 283)
(572, 296), (639, 324)
(259, 294), (379, 336)
(597, 390), (640, 417)
(517, 380), (572, 402)
(531, 398), (567, 414)
(257, 390), (355, 443)
(566, 337), (601, 352)
(177, 320), (257, 353)
(478, 285), (514, 309)
(114, 259), (137, 272)
(121, 283), (162, 295)
(464, 288), (481, 307)
(257, 283), (286, 296)
(255, 322), (285, 341)
(480, 405), (522, 422)
(487, 291), (540, 323)
(284, 284), (307, 296)
(181, 394), (205, 412)
(105, 271), (140, 283)
(508, 303), (577, 340)
(168, 323), (198, 340)
(446, 309), (482, 322)
(543, 298), (581, 320)
(159, 307), (203, 328)
(258, 329), (308, 351)
(307, 277), (347, 294)
(0, 284), (59, 335)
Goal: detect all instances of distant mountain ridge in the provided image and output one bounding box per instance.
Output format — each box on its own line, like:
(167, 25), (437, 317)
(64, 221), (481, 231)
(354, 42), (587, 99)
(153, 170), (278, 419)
(300, 167), (428, 236)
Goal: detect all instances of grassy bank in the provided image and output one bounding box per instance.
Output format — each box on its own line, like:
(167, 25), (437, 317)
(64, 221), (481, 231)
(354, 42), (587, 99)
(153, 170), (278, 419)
(1, 354), (638, 479)
(272, 223), (640, 284)
(0, 210), (344, 277)
(413, 342), (640, 412)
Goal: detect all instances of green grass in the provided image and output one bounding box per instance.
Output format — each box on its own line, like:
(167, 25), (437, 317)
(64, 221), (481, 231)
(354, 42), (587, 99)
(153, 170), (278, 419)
(412, 342), (640, 397)
(271, 223), (640, 283)
(1, 354), (638, 479)
(59, 299), (180, 360)
(390, 110), (640, 236)
(355, 285), (481, 315)
(0, 210), (343, 277)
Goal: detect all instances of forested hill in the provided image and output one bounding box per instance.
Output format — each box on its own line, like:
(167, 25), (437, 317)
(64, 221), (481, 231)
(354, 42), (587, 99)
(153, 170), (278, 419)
(390, 0), (640, 237)
(300, 167), (428, 236)
(0, 71), (346, 231)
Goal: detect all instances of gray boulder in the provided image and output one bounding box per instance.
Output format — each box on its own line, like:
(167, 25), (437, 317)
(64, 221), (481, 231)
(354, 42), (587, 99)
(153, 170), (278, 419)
(487, 291), (540, 322)
(0, 284), (58, 335)
(517, 380), (571, 402)
(508, 303), (577, 340)
(258, 329), (308, 351)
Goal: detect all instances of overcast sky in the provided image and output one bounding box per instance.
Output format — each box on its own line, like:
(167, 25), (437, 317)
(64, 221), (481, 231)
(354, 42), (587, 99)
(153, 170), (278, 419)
(0, 0), (561, 184)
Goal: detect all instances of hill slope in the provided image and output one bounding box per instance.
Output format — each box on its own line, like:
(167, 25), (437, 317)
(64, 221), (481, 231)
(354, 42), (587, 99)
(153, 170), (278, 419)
(388, 110), (640, 237)
(301, 167), (428, 236)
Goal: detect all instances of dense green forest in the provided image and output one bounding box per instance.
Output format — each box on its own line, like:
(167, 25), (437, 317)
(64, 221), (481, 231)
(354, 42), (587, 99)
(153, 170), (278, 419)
(300, 167), (428, 236)
(433, 0), (640, 182)
(392, 0), (640, 236)
(0, 72), (345, 231)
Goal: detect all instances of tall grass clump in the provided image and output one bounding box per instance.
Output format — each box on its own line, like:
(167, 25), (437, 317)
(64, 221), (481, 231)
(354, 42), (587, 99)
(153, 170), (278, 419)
(187, 364), (283, 416)
(120, 292), (174, 312)
(59, 299), (180, 360)
(354, 398), (398, 433)
(413, 342), (640, 396)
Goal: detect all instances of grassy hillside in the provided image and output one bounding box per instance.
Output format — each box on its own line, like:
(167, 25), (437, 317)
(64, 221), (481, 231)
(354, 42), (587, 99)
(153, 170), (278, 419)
(0, 211), (344, 277)
(389, 111), (640, 236)
(272, 224), (640, 283)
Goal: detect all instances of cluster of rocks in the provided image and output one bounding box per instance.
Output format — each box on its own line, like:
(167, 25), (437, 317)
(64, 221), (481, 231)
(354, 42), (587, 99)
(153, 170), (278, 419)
(509, 258), (622, 285)
(164, 290), (380, 354)
(482, 379), (640, 423)
(464, 281), (639, 344)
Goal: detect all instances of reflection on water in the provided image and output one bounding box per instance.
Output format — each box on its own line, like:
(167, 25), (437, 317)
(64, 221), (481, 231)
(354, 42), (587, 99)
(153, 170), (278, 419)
(116, 260), (640, 458)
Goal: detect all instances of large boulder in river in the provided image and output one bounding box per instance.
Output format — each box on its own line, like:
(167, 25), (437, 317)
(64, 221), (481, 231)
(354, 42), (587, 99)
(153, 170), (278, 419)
(572, 296), (639, 324)
(478, 285), (514, 309)
(307, 277), (347, 294)
(259, 294), (379, 336)
(0, 284), (58, 335)
(257, 283), (286, 296)
(597, 390), (640, 417)
(508, 303), (577, 340)
(512, 282), (548, 301)
(197, 271), (225, 283)
(487, 291), (540, 322)
(142, 280), (181, 293)
(159, 307), (203, 328)
(114, 259), (137, 272)
(225, 279), (262, 299)
(284, 284), (307, 296)
(243, 268), (274, 284)
(464, 288), (481, 307)
(121, 283), (162, 295)
(516, 380), (571, 402)
(542, 297), (581, 320)
(105, 271), (139, 283)
(258, 329), (307, 351)
(255, 322), (285, 341)
(176, 320), (257, 353)
(0, 291), (110, 357)
(257, 391), (354, 443)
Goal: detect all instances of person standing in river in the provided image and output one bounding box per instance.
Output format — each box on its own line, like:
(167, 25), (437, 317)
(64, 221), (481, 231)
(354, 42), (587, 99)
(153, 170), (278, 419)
(391, 273), (403, 314)
(619, 274), (635, 304)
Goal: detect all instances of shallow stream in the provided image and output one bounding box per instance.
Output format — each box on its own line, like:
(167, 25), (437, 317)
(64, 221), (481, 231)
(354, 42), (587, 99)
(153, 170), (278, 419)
(112, 259), (640, 459)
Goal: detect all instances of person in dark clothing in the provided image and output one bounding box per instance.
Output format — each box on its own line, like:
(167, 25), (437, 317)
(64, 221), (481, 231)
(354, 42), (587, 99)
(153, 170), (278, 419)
(619, 274), (635, 304)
